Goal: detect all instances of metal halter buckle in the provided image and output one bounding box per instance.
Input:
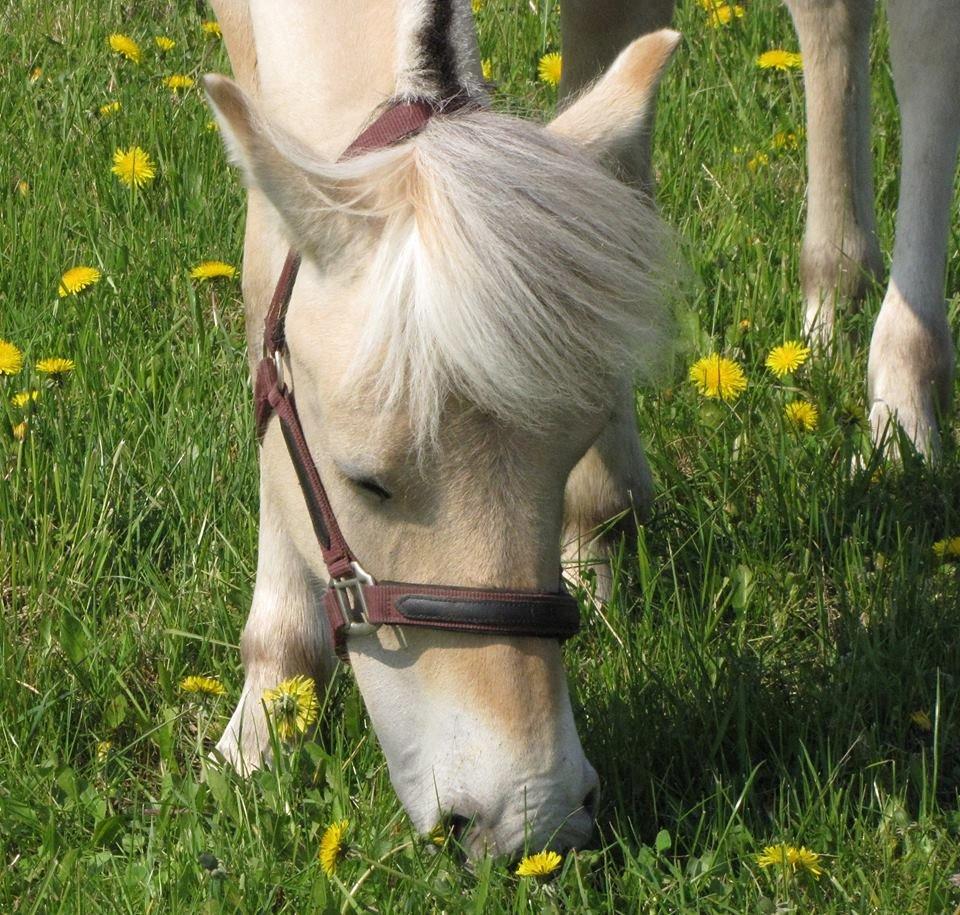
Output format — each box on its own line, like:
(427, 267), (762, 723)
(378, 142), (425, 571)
(273, 348), (286, 390)
(329, 561), (376, 637)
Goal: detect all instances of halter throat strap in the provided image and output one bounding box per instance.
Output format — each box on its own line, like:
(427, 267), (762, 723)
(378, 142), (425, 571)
(252, 97), (581, 660)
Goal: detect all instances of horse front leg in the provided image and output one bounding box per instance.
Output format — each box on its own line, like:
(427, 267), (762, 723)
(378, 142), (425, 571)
(216, 436), (335, 773)
(866, 0), (959, 459)
(784, 0), (883, 345)
(563, 392), (654, 601)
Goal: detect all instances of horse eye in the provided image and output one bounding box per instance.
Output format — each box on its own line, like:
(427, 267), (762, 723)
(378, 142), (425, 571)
(353, 477), (392, 501)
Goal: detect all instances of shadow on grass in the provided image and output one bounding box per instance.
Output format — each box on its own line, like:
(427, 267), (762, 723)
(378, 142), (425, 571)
(573, 423), (960, 852)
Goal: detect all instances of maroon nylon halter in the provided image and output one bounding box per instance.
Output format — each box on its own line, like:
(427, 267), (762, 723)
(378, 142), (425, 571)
(253, 97), (580, 660)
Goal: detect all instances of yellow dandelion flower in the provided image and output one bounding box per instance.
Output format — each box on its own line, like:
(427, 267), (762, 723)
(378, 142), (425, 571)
(688, 354), (747, 402)
(756, 843), (823, 877)
(155, 36), (175, 52)
(910, 710), (933, 731)
(109, 33), (142, 64)
(0, 339), (25, 375)
(263, 675), (319, 740)
(96, 739), (113, 763)
(17, 180), (30, 197)
(190, 260), (236, 281)
(472, 0), (484, 12)
(933, 536), (960, 561)
(58, 266), (102, 297)
(36, 357), (75, 375)
(36, 357), (75, 379)
(201, 20), (222, 39)
(747, 152), (769, 172)
(179, 675), (227, 697)
(112, 146), (156, 188)
(707, 4), (745, 27)
(481, 58), (493, 82)
(784, 400), (819, 431)
(757, 49), (802, 71)
(765, 340), (810, 377)
(791, 847), (824, 877)
(99, 100), (121, 117)
(12, 421), (28, 441)
(757, 844), (792, 869)
(538, 52), (562, 87)
(772, 130), (800, 150)
(29, 66), (43, 83)
(739, 319), (752, 331)
(11, 390), (40, 409)
(205, 119), (219, 132)
(163, 74), (195, 91)
(319, 819), (349, 876)
(516, 850), (563, 878)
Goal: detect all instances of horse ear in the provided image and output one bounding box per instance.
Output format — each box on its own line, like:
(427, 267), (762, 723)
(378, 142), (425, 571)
(203, 75), (296, 190)
(203, 74), (372, 262)
(547, 29), (680, 170)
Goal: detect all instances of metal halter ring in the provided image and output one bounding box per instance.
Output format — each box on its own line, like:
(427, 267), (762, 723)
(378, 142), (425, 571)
(273, 348), (286, 391)
(329, 561), (377, 637)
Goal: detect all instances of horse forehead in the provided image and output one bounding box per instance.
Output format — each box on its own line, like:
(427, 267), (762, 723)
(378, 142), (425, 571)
(281, 277), (485, 459)
(285, 267), (366, 359)
(283, 277), (378, 402)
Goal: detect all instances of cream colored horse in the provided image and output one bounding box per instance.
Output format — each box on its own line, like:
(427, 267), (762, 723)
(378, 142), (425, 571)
(564, 0), (960, 458)
(205, 0), (678, 857)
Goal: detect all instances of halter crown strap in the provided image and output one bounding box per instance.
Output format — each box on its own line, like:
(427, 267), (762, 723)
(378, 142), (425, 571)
(251, 96), (581, 660)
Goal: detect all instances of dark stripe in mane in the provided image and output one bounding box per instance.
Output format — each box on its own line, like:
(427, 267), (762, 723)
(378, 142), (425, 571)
(417, 0), (461, 97)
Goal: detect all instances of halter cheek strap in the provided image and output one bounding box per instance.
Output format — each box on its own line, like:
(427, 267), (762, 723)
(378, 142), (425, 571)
(252, 98), (580, 661)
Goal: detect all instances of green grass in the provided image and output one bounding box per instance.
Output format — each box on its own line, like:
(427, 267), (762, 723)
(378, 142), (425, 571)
(2, 0), (960, 911)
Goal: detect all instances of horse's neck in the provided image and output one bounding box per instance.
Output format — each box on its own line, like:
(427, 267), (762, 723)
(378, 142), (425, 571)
(247, 0), (481, 158)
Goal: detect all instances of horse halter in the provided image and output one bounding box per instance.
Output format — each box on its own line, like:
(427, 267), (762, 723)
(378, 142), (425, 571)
(252, 97), (581, 661)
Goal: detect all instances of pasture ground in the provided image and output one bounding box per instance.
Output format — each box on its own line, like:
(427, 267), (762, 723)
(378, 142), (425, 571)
(2, 0), (960, 911)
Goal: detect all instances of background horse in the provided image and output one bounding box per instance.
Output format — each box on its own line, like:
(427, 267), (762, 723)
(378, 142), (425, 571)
(206, 0), (678, 857)
(564, 0), (959, 458)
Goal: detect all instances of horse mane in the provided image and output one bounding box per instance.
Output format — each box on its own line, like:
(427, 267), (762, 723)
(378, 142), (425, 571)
(277, 107), (677, 448)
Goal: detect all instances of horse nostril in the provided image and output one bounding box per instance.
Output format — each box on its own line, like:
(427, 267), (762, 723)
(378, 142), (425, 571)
(446, 812), (473, 843)
(582, 786), (599, 819)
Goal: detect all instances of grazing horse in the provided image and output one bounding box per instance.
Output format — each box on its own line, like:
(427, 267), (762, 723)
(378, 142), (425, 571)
(205, 0), (679, 857)
(563, 0), (960, 458)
